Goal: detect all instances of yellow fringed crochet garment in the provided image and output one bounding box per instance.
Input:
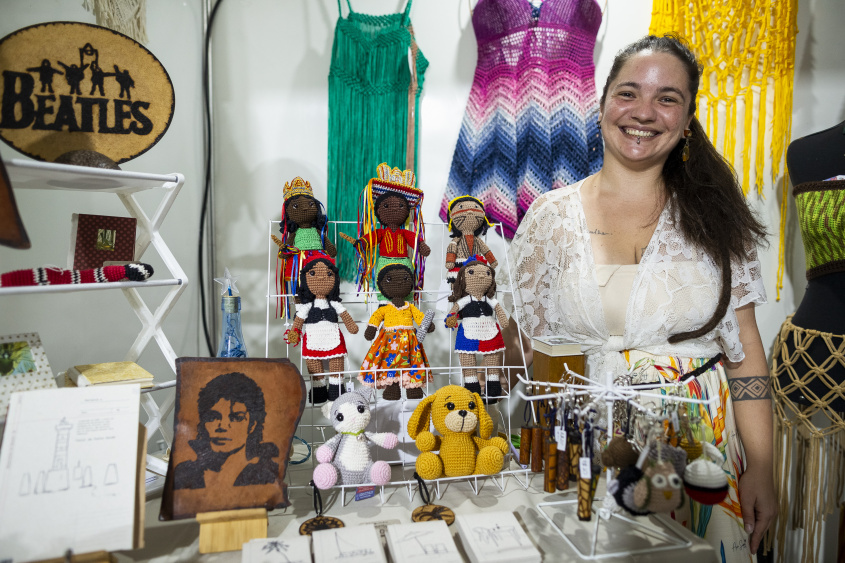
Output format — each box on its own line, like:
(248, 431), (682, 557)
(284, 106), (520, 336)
(650, 0), (798, 299)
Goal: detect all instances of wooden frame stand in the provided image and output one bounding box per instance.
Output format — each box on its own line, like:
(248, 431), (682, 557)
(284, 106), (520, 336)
(196, 508), (268, 554)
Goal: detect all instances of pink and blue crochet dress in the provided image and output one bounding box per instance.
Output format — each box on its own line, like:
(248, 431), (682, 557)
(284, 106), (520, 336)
(440, 0), (604, 238)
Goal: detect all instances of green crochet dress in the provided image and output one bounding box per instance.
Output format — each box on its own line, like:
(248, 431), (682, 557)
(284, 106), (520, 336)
(328, 0), (428, 281)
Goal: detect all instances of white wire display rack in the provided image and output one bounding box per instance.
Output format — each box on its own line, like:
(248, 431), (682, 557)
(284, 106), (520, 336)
(516, 367), (718, 560)
(2, 158), (188, 477)
(264, 219), (531, 500)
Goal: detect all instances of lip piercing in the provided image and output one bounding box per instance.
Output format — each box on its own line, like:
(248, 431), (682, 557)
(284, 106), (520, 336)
(636, 137), (641, 145)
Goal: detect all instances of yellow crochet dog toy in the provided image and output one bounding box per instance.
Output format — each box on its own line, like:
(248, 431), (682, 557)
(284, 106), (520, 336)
(407, 385), (509, 479)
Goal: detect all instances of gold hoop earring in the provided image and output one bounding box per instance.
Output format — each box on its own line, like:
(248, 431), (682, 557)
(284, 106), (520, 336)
(682, 129), (692, 162)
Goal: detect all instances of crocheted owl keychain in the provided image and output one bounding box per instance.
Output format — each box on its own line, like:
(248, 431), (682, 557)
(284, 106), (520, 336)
(445, 255), (508, 403)
(358, 262), (434, 401)
(445, 196), (497, 284)
(348, 163), (430, 303)
(271, 177), (336, 318)
(609, 426), (686, 516)
(285, 252), (358, 404)
(312, 388), (398, 489)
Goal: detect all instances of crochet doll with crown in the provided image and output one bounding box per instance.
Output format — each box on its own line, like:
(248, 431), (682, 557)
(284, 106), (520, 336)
(358, 262), (434, 401)
(272, 177), (336, 317)
(351, 163), (430, 302)
(286, 252), (358, 404)
(445, 196), (497, 284)
(445, 255), (508, 403)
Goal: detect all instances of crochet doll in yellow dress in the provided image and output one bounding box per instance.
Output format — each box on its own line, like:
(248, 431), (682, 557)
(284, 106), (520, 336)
(359, 263), (434, 400)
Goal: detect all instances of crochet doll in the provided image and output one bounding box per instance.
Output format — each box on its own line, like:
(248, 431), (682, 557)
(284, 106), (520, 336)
(351, 163), (430, 302)
(445, 255), (508, 403)
(312, 388), (398, 489)
(286, 252), (358, 404)
(359, 263), (434, 401)
(271, 177), (336, 317)
(445, 196), (497, 283)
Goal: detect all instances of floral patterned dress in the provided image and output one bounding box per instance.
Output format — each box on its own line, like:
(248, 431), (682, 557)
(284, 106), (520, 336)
(358, 302), (431, 388)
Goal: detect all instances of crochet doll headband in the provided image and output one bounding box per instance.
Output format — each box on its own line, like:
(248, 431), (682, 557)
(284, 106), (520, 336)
(447, 195), (493, 230)
(283, 176), (314, 201)
(369, 163), (423, 208)
(462, 254), (489, 267)
(301, 250), (335, 270)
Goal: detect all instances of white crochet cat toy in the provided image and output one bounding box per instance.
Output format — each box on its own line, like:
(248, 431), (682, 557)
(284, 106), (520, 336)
(312, 388), (398, 489)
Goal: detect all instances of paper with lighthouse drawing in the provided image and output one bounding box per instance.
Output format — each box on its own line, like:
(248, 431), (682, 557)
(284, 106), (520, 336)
(0, 385), (140, 562)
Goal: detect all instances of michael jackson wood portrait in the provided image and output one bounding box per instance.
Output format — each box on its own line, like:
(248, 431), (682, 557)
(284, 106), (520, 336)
(160, 357), (305, 520)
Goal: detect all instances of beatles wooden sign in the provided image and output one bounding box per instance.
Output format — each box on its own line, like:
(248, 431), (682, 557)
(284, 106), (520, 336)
(0, 22), (174, 163)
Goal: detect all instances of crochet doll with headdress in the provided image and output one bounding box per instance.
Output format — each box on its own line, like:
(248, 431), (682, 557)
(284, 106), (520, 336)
(271, 177), (336, 317)
(445, 255), (508, 403)
(358, 262), (434, 401)
(445, 196), (497, 284)
(286, 252), (358, 404)
(351, 163), (430, 302)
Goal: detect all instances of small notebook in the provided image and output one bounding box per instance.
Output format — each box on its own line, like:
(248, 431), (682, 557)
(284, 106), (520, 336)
(454, 511), (541, 563)
(312, 524), (386, 563)
(386, 520), (462, 563)
(242, 536), (311, 563)
(69, 213), (137, 270)
(67, 361), (154, 388)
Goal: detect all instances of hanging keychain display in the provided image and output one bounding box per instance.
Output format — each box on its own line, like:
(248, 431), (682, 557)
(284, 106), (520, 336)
(299, 480), (345, 535)
(411, 472), (456, 525)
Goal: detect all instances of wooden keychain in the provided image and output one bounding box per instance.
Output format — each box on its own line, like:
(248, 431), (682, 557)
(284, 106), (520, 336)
(577, 417), (594, 521)
(411, 472), (455, 525)
(567, 406), (582, 483)
(531, 398), (546, 473)
(299, 480), (344, 535)
(555, 394), (571, 490)
(543, 401), (558, 493)
(519, 401), (535, 466)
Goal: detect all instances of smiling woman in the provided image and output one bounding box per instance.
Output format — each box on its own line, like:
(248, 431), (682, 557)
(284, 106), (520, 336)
(508, 35), (775, 561)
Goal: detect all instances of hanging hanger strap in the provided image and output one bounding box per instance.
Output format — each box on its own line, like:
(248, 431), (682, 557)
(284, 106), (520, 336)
(413, 472), (431, 505)
(337, 0), (353, 16)
(309, 480), (323, 516)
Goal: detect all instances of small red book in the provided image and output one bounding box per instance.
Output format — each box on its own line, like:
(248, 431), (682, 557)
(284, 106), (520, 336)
(69, 213), (137, 270)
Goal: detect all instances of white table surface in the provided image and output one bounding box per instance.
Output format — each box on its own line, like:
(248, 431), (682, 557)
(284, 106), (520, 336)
(117, 473), (716, 563)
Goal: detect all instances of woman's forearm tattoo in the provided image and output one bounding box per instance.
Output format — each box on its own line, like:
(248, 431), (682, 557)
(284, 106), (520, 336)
(729, 376), (772, 401)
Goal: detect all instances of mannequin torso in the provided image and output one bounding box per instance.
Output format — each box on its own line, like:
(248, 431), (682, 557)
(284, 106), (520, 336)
(783, 120), (845, 410)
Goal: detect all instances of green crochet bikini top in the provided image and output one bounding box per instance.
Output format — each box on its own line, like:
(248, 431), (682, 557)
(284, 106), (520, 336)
(794, 179), (845, 280)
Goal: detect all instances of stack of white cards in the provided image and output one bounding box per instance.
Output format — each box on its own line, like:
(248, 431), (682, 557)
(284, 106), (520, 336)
(385, 520), (462, 563)
(312, 524), (386, 563)
(454, 511), (541, 563)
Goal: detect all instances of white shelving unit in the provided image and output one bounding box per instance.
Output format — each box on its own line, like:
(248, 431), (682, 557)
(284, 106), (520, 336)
(2, 158), (188, 474)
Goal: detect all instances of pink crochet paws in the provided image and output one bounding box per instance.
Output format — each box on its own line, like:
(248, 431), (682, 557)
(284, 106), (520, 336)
(370, 460), (392, 485)
(315, 444), (334, 464)
(382, 433), (398, 450)
(313, 462), (338, 489)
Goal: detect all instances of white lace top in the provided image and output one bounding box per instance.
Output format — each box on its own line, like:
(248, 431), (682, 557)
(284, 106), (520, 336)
(504, 179), (767, 380)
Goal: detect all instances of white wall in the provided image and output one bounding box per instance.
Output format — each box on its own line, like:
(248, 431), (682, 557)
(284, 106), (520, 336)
(209, 0), (845, 360)
(0, 1), (205, 384)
